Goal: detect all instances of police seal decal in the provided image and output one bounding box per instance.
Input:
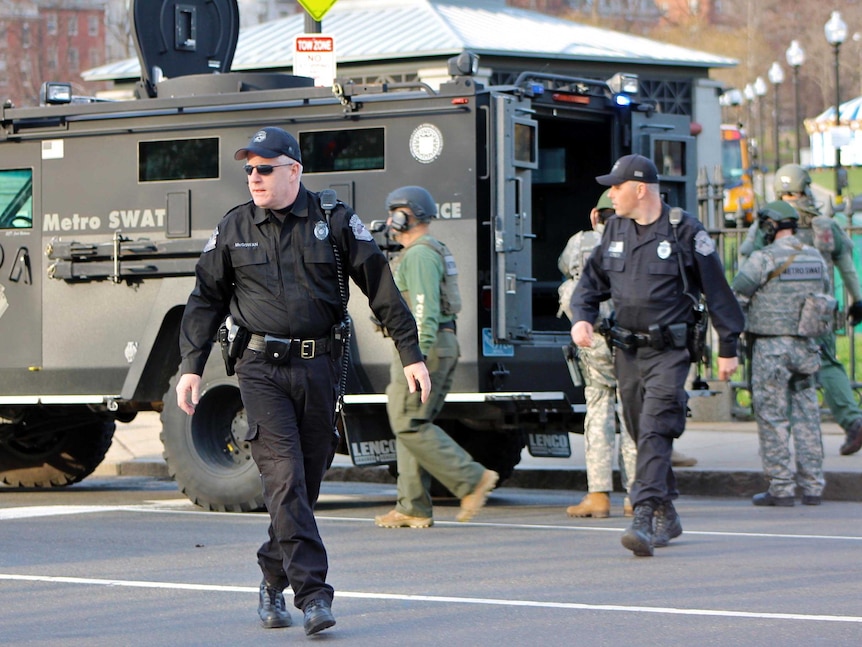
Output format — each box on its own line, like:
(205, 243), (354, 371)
(694, 229), (716, 256)
(314, 220), (329, 240)
(657, 240), (672, 260)
(409, 123), (444, 164)
(203, 227), (218, 252)
(349, 214), (373, 241)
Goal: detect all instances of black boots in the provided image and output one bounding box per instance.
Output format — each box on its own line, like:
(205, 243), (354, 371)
(840, 418), (862, 456)
(621, 499), (683, 555)
(752, 491), (794, 507)
(303, 599), (336, 636)
(621, 500), (656, 557)
(653, 501), (683, 547)
(258, 580), (292, 629)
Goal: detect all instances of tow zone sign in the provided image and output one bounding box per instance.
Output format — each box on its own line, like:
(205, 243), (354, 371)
(294, 35), (336, 87)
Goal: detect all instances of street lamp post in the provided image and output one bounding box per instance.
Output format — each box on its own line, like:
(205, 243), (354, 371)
(721, 88), (743, 124)
(744, 83), (755, 134)
(768, 62), (785, 172)
(785, 40), (806, 165)
(825, 10), (848, 202)
(754, 76), (768, 197)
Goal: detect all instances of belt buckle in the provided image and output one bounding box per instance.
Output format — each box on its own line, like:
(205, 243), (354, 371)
(300, 339), (315, 359)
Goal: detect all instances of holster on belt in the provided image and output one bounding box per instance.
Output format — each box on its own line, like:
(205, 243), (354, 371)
(596, 316), (631, 351)
(600, 317), (639, 352)
(217, 315), (249, 376)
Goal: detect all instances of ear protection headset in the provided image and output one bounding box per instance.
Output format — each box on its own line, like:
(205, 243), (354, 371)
(389, 209), (412, 232)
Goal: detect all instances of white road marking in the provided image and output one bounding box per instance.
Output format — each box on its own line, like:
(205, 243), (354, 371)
(0, 505), (114, 520)
(0, 573), (860, 624)
(3, 505), (861, 542)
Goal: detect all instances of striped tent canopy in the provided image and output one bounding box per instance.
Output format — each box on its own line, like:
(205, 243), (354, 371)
(804, 95), (862, 168)
(804, 95), (862, 134)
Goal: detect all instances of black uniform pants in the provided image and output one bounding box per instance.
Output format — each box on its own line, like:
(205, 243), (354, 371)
(235, 349), (339, 610)
(614, 345), (690, 507)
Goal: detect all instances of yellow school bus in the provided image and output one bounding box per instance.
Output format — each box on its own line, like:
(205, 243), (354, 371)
(721, 124), (756, 226)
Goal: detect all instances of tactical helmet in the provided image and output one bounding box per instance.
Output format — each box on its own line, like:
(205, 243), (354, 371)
(759, 200), (798, 222)
(385, 185), (437, 220)
(773, 164), (812, 197)
(595, 189), (613, 212)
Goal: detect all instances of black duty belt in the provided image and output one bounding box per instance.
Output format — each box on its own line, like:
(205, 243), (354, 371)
(603, 321), (689, 352)
(439, 320), (456, 332)
(247, 333), (331, 359)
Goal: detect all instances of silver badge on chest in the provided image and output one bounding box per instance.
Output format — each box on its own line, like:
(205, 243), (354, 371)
(657, 240), (672, 260)
(314, 220), (330, 240)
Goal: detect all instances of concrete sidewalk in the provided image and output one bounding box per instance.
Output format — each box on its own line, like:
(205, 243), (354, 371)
(97, 411), (862, 502)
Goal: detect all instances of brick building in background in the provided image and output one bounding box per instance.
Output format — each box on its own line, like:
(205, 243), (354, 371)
(0, 0), (106, 108)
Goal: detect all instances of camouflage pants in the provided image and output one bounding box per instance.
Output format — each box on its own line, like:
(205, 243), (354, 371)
(578, 334), (637, 493)
(752, 335), (825, 498)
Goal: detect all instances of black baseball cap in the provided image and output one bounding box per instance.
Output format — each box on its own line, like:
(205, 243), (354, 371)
(596, 154), (659, 186)
(234, 127), (302, 164)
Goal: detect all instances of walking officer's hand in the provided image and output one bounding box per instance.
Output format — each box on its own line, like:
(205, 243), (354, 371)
(404, 361), (431, 403)
(571, 321), (594, 348)
(717, 356), (738, 382)
(176, 373), (202, 415)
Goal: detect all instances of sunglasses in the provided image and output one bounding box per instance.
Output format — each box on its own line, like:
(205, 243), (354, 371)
(243, 163), (293, 176)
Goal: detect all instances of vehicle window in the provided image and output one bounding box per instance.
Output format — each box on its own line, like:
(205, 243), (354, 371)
(300, 128), (384, 172)
(653, 140), (686, 177)
(139, 138), (219, 182)
(721, 139), (744, 183)
(0, 169), (33, 229)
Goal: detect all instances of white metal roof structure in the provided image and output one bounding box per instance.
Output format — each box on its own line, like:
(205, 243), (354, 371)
(83, 0), (735, 83)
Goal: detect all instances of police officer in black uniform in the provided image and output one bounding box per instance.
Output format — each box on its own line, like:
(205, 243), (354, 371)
(570, 154), (744, 557)
(176, 127), (430, 634)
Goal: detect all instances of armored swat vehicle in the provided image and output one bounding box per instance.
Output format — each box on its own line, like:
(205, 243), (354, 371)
(0, 0), (697, 510)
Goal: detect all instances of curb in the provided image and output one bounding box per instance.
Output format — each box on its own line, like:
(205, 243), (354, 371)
(114, 459), (172, 479)
(114, 460), (862, 502)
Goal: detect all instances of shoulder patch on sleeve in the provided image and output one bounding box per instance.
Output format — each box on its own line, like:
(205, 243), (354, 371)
(694, 229), (715, 256)
(349, 214), (373, 242)
(203, 227), (218, 252)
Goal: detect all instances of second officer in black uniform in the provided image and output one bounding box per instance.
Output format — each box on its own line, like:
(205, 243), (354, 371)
(570, 154), (744, 557)
(175, 127), (430, 634)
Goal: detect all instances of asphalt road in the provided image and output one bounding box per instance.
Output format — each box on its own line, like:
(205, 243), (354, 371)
(1, 476), (861, 646)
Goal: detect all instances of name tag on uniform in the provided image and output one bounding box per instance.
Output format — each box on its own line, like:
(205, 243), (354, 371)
(780, 262), (823, 280)
(442, 253), (458, 276)
(609, 241), (624, 256)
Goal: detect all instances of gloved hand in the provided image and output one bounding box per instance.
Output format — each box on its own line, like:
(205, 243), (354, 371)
(848, 301), (862, 327)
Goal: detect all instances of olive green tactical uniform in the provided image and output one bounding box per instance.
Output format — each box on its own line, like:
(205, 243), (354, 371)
(385, 235), (484, 518)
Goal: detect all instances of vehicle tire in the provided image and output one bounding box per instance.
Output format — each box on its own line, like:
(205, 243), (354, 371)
(161, 371), (264, 512)
(0, 406), (114, 487)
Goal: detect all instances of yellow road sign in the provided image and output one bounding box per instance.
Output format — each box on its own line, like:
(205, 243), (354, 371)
(296, 0), (338, 22)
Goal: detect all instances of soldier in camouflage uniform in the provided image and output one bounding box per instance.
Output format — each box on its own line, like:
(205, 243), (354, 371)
(558, 190), (637, 518)
(740, 164), (862, 456)
(732, 201), (830, 506)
